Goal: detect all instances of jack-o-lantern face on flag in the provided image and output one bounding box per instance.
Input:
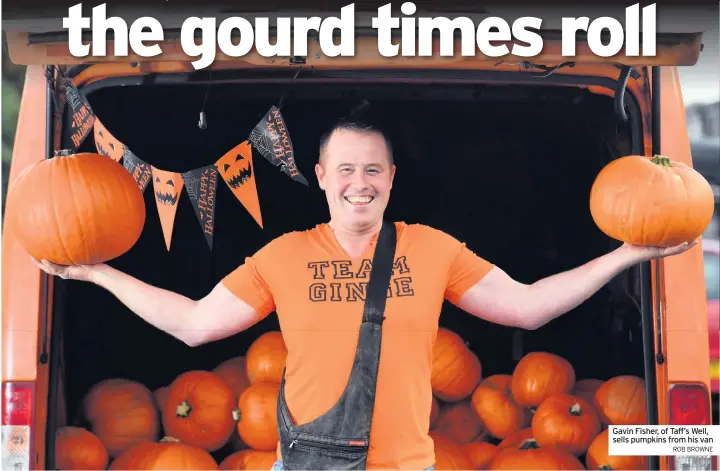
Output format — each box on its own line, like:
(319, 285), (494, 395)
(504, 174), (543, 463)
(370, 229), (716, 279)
(216, 140), (263, 228)
(93, 119), (125, 163)
(151, 167), (184, 250)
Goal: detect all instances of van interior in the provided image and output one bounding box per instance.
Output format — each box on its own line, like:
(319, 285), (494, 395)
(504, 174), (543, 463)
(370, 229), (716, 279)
(49, 67), (648, 465)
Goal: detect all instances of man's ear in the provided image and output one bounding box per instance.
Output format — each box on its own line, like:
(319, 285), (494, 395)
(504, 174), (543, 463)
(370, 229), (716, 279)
(389, 164), (396, 189)
(315, 162), (326, 191)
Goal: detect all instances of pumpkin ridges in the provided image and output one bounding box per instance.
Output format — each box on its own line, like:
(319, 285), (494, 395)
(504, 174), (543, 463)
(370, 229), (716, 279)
(246, 332), (288, 385)
(236, 383), (280, 452)
(432, 400), (485, 443)
(586, 429), (648, 470)
(109, 437), (219, 470)
(594, 376), (647, 426)
(511, 352), (575, 408)
(488, 438), (585, 470)
(431, 328), (482, 402)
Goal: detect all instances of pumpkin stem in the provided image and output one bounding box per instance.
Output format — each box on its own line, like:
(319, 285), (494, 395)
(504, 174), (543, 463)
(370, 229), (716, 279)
(518, 439), (540, 450)
(650, 154), (672, 167)
(160, 436), (182, 443)
(232, 408), (242, 422)
(598, 466), (614, 470)
(569, 402), (583, 416)
(175, 400), (192, 417)
(53, 149), (74, 158)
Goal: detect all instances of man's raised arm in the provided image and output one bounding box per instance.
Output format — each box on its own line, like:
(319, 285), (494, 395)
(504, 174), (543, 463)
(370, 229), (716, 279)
(34, 259), (261, 347)
(456, 241), (697, 330)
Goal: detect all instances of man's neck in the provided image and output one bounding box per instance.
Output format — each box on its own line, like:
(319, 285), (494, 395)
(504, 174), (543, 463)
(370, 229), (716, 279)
(329, 218), (383, 258)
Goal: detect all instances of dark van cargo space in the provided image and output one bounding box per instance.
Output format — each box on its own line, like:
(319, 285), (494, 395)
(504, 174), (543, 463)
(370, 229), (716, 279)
(50, 71), (647, 465)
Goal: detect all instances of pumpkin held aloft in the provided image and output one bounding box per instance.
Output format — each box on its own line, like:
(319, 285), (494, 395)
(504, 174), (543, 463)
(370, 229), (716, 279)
(4, 151), (145, 265)
(589, 154), (714, 247)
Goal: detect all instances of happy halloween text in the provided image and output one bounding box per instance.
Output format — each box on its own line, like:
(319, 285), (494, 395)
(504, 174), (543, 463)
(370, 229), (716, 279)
(197, 167), (218, 236)
(307, 256), (414, 302)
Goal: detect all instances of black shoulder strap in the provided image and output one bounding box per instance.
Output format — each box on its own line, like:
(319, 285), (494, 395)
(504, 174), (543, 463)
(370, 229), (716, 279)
(362, 220), (397, 325)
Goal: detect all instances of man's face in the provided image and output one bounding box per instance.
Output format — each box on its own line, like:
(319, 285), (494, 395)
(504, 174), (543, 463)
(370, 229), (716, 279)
(315, 128), (396, 233)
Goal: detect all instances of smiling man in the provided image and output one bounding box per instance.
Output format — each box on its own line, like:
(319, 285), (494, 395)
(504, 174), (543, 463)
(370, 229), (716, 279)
(35, 118), (695, 471)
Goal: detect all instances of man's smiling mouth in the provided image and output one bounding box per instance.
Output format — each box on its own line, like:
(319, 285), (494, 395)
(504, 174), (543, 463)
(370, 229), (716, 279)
(345, 196), (374, 205)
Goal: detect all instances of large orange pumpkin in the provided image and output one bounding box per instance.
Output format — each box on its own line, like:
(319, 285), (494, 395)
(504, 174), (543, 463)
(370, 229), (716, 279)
(162, 370), (237, 451)
(5, 151), (146, 265)
(55, 426), (108, 470)
(531, 393), (601, 456)
(589, 154), (714, 247)
(594, 376), (647, 426)
(511, 352), (575, 408)
(236, 383), (280, 451)
(109, 437), (218, 470)
(488, 439), (585, 470)
(586, 429), (648, 470)
(471, 374), (531, 439)
(82, 378), (159, 457)
(461, 441), (499, 470)
(430, 432), (474, 470)
(214, 356), (251, 399)
(432, 400), (484, 443)
(219, 449), (278, 470)
(246, 332), (288, 385)
(431, 328), (482, 402)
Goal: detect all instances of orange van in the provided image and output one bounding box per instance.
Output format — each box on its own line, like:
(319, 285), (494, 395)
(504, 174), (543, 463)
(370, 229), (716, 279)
(2, 3), (717, 470)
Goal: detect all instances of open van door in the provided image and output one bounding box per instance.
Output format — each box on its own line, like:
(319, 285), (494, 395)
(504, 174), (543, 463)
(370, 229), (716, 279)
(2, 3), (711, 68)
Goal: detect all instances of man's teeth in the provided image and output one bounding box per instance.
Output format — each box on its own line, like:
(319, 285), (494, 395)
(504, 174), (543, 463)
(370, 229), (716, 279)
(345, 196), (374, 204)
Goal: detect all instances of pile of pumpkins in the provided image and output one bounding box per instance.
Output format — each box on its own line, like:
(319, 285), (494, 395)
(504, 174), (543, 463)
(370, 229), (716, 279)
(428, 328), (649, 470)
(55, 327), (650, 470)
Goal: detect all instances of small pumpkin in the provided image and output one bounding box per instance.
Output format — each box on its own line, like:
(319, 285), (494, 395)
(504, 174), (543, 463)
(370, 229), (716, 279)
(4, 150), (146, 265)
(488, 439), (585, 470)
(430, 432), (474, 470)
(162, 370), (237, 451)
(589, 154), (714, 247)
(219, 449), (278, 470)
(246, 331), (288, 385)
(109, 436), (218, 470)
(471, 374), (531, 439)
(461, 441), (499, 470)
(236, 383), (280, 451)
(54, 426), (108, 470)
(531, 393), (601, 456)
(82, 378), (159, 457)
(594, 376), (647, 426)
(432, 400), (485, 443)
(431, 328), (482, 402)
(586, 429), (648, 470)
(213, 356), (251, 400)
(511, 352), (575, 408)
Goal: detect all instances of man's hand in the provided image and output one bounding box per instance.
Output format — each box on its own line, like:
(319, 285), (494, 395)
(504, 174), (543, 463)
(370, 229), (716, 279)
(32, 258), (96, 282)
(616, 239), (699, 265)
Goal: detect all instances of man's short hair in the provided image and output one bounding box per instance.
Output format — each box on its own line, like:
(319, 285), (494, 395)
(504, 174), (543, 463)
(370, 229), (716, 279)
(318, 118), (394, 166)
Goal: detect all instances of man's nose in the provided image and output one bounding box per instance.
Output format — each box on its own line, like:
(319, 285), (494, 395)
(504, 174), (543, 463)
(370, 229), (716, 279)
(351, 170), (370, 188)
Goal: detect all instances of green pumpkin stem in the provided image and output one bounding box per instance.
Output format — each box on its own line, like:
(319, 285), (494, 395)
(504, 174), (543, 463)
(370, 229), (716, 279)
(160, 436), (182, 443)
(232, 408), (242, 421)
(650, 154), (672, 167)
(175, 400), (192, 417)
(569, 402), (583, 416)
(519, 439), (540, 450)
(53, 149), (75, 157)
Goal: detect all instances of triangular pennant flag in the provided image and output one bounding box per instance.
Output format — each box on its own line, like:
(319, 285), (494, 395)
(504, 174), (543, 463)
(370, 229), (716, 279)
(151, 167), (183, 251)
(182, 165), (218, 249)
(93, 118), (125, 162)
(61, 76), (96, 151)
(216, 141), (263, 228)
(248, 106), (308, 186)
(122, 148), (153, 193)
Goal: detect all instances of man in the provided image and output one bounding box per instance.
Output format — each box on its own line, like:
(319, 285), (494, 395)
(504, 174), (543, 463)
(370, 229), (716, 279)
(35, 119), (695, 470)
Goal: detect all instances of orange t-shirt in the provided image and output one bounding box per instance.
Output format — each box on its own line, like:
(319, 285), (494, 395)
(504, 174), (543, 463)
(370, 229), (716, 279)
(221, 222), (494, 470)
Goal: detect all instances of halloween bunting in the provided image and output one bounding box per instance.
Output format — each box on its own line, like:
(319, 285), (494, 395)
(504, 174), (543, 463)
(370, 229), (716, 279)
(182, 165), (219, 249)
(93, 119), (125, 163)
(152, 168), (184, 251)
(61, 77), (96, 151)
(248, 106), (309, 186)
(215, 141), (263, 229)
(122, 149), (153, 193)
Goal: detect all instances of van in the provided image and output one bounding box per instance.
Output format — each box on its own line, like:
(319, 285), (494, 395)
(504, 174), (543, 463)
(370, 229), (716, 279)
(2, 3), (717, 470)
